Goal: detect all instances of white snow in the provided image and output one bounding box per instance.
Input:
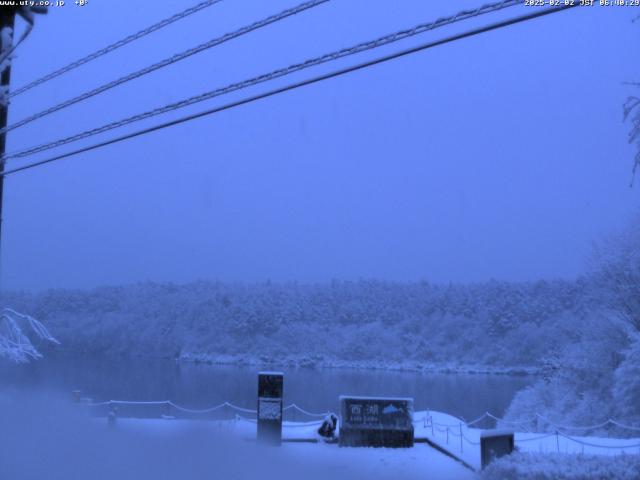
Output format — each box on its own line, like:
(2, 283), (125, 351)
(104, 408), (640, 473)
(0, 308), (60, 362)
(109, 413), (475, 479)
(416, 410), (640, 471)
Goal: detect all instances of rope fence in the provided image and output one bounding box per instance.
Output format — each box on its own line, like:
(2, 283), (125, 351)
(82, 399), (640, 453)
(557, 431), (640, 450)
(421, 413), (640, 454)
(426, 411), (640, 434)
(84, 399), (333, 418)
(85, 400), (640, 433)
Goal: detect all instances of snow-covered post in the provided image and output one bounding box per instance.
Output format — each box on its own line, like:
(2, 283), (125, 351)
(446, 426), (449, 444)
(555, 430), (560, 453)
(459, 423), (463, 453)
(107, 404), (118, 428)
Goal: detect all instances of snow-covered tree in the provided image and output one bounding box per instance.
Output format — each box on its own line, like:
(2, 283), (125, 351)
(0, 308), (59, 363)
(624, 12), (640, 185)
(503, 213), (640, 433)
(590, 212), (640, 332)
(625, 85), (640, 184)
(613, 338), (640, 423)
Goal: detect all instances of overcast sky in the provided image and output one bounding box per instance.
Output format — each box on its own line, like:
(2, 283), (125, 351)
(1, 0), (638, 291)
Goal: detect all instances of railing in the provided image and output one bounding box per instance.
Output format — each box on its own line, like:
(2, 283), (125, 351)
(415, 413), (640, 455)
(80, 397), (640, 453)
(82, 398), (331, 419)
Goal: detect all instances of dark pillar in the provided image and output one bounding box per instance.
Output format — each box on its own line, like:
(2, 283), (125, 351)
(257, 371), (283, 445)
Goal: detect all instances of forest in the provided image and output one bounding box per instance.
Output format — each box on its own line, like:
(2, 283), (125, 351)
(0, 274), (613, 372)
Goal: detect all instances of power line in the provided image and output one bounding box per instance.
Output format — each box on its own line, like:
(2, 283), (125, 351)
(8, 0), (224, 99)
(0, 22), (32, 66)
(0, 3), (579, 177)
(0, 0), (330, 136)
(2, 0), (523, 162)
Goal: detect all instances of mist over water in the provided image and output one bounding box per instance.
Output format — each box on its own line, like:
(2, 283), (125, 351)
(0, 357), (531, 423)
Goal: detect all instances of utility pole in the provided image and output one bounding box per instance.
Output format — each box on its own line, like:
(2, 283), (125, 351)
(0, 8), (16, 268)
(0, 6), (46, 290)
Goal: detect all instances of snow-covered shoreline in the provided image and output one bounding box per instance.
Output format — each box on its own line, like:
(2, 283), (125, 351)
(177, 352), (540, 376)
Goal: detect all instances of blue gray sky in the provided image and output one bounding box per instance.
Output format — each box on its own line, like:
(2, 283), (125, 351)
(2, 0), (638, 290)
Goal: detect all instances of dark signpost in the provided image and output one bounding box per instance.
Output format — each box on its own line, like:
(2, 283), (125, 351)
(339, 396), (414, 448)
(480, 430), (514, 468)
(257, 371), (283, 445)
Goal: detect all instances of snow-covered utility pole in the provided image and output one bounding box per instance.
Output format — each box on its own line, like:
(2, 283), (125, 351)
(0, 6), (47, 266)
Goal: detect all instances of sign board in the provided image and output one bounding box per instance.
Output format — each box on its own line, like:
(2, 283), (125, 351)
(257, 372), (283, 445)
(339, 396), (414, 447)
(480, 430), (514, 468)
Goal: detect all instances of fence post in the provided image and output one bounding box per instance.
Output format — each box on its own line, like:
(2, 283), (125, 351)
(431, 417), (434, 437)
(555, 431), (559, 453)
(108, 404), (117, 428)
(446, 427), (449, 444)
(460, 423), (463, 453)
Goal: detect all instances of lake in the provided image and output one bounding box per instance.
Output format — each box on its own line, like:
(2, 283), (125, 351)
(0, 356), (532, 425)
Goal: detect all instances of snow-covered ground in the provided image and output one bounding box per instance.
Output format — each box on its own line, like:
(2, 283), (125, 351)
(111, 415), (475, 480)
(105, 409), (640, 477)
(416, 410), (640, 471)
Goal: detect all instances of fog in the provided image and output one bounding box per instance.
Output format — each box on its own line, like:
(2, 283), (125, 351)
(0, 391), (351, 480)
(2, 3), (640, 478)
(0, 390), (473, 480)
(1, 0), (637, 290)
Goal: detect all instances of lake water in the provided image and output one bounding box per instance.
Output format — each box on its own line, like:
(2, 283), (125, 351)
(0, 357), (532, 425)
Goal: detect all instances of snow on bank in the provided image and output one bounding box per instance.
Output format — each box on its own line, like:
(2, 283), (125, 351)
(178, 352), (539, 376)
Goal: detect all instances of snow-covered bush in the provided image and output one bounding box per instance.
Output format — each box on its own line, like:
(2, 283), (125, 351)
(481, 452), (640, 480)
(0, 308), (59, 363)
